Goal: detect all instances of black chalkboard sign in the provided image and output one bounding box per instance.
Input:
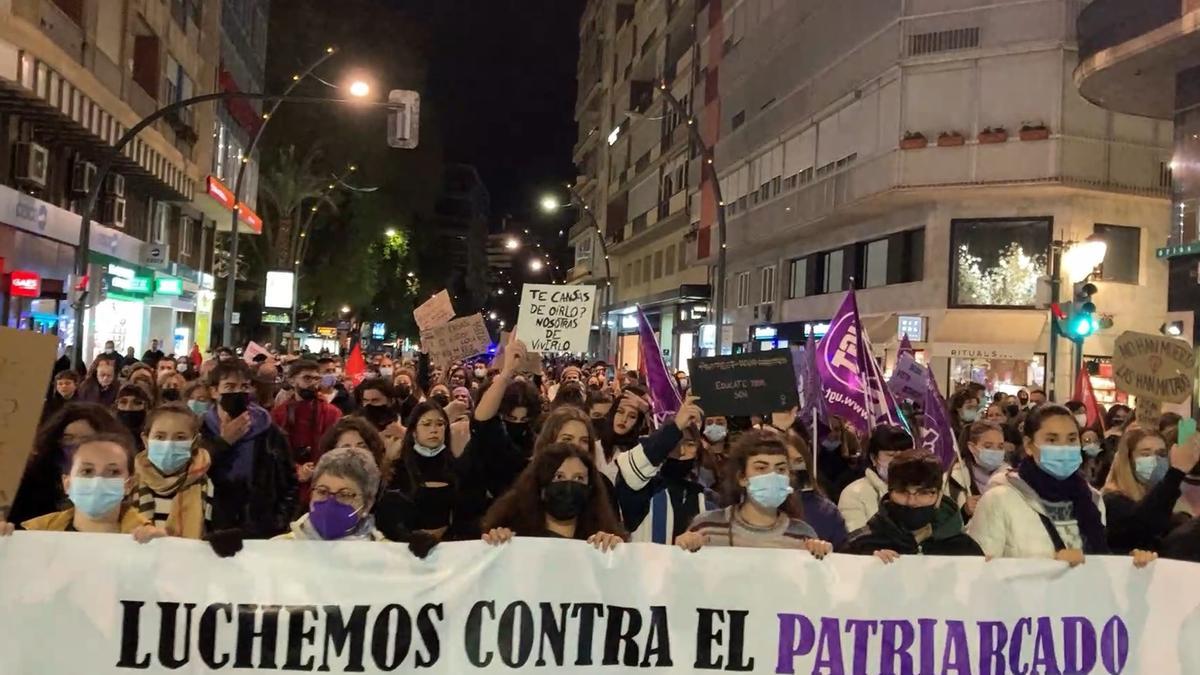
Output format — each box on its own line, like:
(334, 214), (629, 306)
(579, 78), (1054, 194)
(688, 349), (799, 416)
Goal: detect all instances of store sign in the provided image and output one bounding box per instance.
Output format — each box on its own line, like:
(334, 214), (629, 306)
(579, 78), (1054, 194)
(750, 325), (777, 340)
(264, 270), (294, 309)
(154, 277), (183, 296)
(931, 343), (1035, 361)
(806, 322), (830, 338)
(106, 264), (153, 296)
(206, 176), (265, 234)
(897, 315), (926, 342)
(371, 322), (387, 340)
(316, 326), (338, 338)
(9, 270), (41, 298)
(262, 311), (290, 325)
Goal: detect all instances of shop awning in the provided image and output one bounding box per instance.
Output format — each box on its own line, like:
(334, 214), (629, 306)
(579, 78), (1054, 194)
(197, 176), (263, 234)
(929, 310), (1049, 360)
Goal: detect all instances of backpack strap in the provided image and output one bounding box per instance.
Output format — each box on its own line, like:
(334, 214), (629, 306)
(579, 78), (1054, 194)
(1037, 513), (1068, 552)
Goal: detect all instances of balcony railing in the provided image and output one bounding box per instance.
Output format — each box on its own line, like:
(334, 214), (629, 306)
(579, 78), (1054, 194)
(1077, 0), (1181, 62)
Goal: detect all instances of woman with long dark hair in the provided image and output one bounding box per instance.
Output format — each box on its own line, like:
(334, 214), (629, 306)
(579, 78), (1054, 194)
(598, 389), (650, 461)
(480, 442), (625, 550)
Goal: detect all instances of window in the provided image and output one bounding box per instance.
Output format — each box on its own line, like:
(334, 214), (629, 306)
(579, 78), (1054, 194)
(737, 272), (751, 307)
(150, 199), (169, 244)
(789, 258), (808, 298)
(887, 228), (925, 284)
(760, 266), (775, 303)
(863, 239), (889, 288)
(665, 244), (676, 276)
(642, 256), (652, 282)
(821, 250), (844, 294)
(180, 217), (193, 255)
(132, 33), (161, 98)
(950, 218), (1050, 307)
(575, 236), (593, 266)
(1093, 224), (1140, 283)
(678, 241), (687, 270)
(653, 250), (664, 279)
(625, 263), (633, 288)
(732, 110), (746, 130)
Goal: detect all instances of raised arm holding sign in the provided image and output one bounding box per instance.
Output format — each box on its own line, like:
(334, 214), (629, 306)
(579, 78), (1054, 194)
(515, 283), (596, 354)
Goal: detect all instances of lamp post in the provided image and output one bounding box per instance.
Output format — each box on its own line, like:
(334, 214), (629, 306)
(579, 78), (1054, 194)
(656, 81), (729, 356)
(222, 47), (343, 347)
(540, 184), (614, 360)
(1046, 235), (1108, 401)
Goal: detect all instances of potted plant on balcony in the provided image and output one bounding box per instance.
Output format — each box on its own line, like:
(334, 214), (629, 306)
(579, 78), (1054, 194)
(978, 126), (1008, 144)
(900, 131), (928, 150)
(937, 130), (965, 147)
(1020, 121), (1051, 141)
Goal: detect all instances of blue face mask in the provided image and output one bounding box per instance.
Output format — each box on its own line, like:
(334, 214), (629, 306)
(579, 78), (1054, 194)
(703, 424), (727, 443)
(976, 447), (1007, 471)
(1082, 443), (1102, 457)
(147, 439), (194, 474)
(413, 442), (446, 458)
(960, 409), (979, 423)
(746, 472), (793, 510)
(821, 437), (841, 450)
(1134, 456), (1168, 486)
(68, 476), (127, 518)
(1037, 445), (1083, 480)
(187, 400), (212, 416)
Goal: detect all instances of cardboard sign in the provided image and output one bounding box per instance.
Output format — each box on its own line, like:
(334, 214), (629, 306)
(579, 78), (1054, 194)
(242, 340), (270, 365)
(414, 291), (455, 331)
(688, 348), (799, 416)
(0, 328), (58, 518)
(516, 283), (596, 354)
(420, 314), (491, 366)
(1113, 331), (1195, 404)
(887, 353), (928, 402)
(1135, 396), (1162, 429)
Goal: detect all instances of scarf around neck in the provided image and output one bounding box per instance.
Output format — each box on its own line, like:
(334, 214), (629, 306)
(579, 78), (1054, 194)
(135, 448), (211, 539)
(1017, 457), (1108, 554)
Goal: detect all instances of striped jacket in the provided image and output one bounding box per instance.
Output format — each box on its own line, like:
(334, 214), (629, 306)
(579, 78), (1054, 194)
(614, 424), (719, 544)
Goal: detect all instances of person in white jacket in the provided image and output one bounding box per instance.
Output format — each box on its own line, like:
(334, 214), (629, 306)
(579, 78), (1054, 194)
(838, 425), (913, 532)
(967, 404), (1157, 568)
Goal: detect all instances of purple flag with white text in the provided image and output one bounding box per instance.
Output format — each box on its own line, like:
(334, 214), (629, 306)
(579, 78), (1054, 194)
(898, 334), (915, 360)
(815, 289), (905, 437)
(636, 305), (682, 422)
(921, 366), (959, 470)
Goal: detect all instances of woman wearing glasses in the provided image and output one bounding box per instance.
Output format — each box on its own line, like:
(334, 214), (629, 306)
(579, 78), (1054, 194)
(275, 446), (386, 541)
(838, 449), (984, 562)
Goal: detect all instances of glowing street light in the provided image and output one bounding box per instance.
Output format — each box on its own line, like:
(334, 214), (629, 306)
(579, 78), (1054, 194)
(505, 237), (520, 250)
(348, 80), (371, 98)
(384, 227), (397, 238)
(539, 195), (561, 213)
(489, 311), (498, 320)
(340, 305), (351, 314)
(407, 271), (415, 278)
(530, 259), (544, 272)
(1061, 235), (1109, 283)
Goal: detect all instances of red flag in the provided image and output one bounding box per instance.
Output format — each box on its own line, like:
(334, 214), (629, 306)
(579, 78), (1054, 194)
(345, 341), (367, 386)
(190, 344), (202, 368)
(1072, 367), (1105, 432)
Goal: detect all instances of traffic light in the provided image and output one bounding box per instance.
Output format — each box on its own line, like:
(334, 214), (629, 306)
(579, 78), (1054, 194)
(1066, 282), (1098, 341)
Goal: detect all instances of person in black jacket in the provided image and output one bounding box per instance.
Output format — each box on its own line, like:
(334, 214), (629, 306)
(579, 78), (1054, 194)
(198, 360), (298, 542)
(839, 449), (984, 561)
(1102, 426), (1200, 554)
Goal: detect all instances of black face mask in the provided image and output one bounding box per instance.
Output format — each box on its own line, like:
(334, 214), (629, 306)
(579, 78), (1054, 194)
(117, 409), (147, 433)
(297, 387), (318, 402)
(505, 421), (530, 445)
(431, 393), (451, 408)
(661, 457), (695, 481)
(543, 480), (589, 521)
(886, 501), (937, 531)
(361, 404), (397, 430)
(219, 392), (250, 418)
(161, 389), (181, 402)
(396, 385), (413, 399)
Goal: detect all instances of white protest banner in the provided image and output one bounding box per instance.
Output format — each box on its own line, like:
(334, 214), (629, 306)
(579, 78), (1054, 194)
(516, 283), (596, 353)
(2, 533), (1199, 674)
(413, 291), (455, 331)
(420, 313), (491, 365)
(0, 328), (57, 517)
(887, 353), (928, 402)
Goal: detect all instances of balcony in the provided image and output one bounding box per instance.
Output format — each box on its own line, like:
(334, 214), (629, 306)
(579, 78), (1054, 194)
(566, 261), (593, 283)
(1077, 0), (1180, 63)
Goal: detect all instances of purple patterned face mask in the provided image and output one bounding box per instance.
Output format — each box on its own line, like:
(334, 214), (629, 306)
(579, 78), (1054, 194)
(308, 499), (362, 540)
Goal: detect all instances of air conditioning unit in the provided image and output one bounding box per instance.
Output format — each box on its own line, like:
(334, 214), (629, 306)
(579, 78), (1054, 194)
(14, 141), (49, 188)
(103, 173), (126, 198)
(101, 197), (126, 228)
(71, 160), (97, 195)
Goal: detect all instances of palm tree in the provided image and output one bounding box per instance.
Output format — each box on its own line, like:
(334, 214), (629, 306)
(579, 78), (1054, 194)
(255, 145), (338, 273)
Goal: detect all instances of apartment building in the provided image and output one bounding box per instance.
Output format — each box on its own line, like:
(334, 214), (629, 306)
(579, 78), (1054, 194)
(0, 0), (232, 360)
(570, 0), (709, 370)
(1075, 0), (1200, 349)
(692, 0), (1171, 401)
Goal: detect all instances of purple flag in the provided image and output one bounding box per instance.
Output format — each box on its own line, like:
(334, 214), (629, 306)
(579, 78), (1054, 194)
(636, 305), (682, 421)
(920, 366), (959, 471)
(815, 289), (906, 438)
(898, 334), (915, 360)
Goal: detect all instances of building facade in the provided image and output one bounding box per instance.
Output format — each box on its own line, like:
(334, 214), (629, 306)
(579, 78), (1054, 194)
(0, 0), (229, 361)
(571, 0), (1174, 400)
(1075, 0), (1200, 351)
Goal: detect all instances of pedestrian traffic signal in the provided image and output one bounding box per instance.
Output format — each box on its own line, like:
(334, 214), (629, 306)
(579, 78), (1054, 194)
(1066, 282), (1098, 341)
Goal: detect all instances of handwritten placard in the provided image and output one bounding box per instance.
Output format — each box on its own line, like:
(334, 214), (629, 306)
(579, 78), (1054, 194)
(1113, 331), (1195, 404)
(887, 353), (928, 402)
(516, 283), (596, 354)
(688, 349), (798, 416)
(420, 314), (491, 365)
(414, 291), (455, 332)
(0, 328), (58, 518)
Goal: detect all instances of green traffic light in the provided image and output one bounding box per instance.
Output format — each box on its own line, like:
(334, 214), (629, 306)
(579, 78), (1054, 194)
(1070, 314), (1096, 337)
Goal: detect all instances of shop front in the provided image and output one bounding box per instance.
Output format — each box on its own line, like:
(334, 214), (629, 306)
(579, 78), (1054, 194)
(610, 284), (710, 373)
(86, 255), (158, 362)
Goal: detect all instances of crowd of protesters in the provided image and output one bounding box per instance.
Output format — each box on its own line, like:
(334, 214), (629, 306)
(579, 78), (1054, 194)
(5, 335), (1199, 572)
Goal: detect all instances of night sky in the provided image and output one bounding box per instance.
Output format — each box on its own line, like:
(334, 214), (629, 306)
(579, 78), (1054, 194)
(399, 0), (586, 223)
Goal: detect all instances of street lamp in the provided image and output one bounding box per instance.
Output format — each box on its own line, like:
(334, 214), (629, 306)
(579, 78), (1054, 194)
(530, 259), (544, 272)
(505, 237), (520, 250)
(489, 311), (498, 320)
(348, 80), (371, 98)
(384, 228), (397, 238)
(340, 305), (351, 314)
(540, 195), (562, 213)
(1061, 236), (1108, 283)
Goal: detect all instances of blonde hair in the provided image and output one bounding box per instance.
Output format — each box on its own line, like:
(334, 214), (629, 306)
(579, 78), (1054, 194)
(1103, 427), (1166, 501)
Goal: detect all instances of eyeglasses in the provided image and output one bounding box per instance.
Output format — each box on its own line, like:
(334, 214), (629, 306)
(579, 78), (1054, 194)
(311, 486), (360, 504)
